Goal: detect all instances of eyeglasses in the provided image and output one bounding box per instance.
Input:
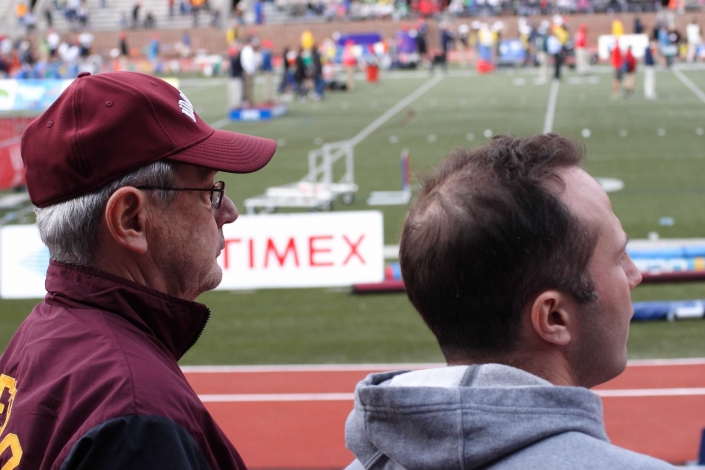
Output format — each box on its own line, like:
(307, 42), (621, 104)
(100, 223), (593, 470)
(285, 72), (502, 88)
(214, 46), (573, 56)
(135, 181), (226, 209)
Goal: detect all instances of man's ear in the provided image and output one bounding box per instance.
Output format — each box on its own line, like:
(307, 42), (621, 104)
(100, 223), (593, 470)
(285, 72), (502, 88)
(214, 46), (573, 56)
(103, 187), (150, 255)
(529, 290), (576, 347)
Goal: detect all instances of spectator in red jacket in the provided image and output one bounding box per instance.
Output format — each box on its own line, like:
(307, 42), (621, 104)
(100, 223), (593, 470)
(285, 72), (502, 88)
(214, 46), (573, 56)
(611, 41), (623, 99)
(574, 24), (589, 74)
(623, 46), (637, 97)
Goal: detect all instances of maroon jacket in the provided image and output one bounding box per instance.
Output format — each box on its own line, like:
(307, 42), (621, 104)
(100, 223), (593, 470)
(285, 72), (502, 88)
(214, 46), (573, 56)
(0, 261), (247, 470)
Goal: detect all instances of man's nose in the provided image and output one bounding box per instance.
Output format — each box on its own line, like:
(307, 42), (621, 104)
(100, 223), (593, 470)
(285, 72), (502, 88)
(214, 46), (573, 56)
(626, 254), (642, 290)
(216, 195), (238, 226)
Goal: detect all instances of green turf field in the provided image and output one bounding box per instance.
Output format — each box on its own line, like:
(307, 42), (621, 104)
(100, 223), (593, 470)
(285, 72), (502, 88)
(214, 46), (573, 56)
(2, 65), (705, 364)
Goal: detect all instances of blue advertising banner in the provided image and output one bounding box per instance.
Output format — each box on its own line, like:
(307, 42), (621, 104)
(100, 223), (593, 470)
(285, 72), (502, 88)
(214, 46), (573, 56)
(0, 79), (74, 112)
(498, 39), (526, 64)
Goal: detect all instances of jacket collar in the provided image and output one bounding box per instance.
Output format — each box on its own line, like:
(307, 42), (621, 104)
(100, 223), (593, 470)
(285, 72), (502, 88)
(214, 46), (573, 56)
(44, 260), (210, 361)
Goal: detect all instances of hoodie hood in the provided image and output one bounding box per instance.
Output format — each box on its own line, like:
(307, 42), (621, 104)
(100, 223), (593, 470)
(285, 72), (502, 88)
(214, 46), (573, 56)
(345, 364), (608, 470)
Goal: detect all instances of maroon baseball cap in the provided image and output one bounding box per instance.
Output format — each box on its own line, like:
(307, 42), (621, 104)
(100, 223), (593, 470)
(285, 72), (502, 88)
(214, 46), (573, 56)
(21, 71), (277, 208)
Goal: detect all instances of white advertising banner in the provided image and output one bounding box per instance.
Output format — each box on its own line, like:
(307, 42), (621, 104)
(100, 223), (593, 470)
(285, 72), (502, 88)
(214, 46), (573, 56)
(0, 211), (384, 298)
(597, 34), (649, 60)
(0, 224), (49, 299)
(216, 211), (384, 290)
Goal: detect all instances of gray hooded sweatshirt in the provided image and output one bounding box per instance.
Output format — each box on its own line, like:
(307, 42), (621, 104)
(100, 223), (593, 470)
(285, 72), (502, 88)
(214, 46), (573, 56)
(345, 364), (675, 470)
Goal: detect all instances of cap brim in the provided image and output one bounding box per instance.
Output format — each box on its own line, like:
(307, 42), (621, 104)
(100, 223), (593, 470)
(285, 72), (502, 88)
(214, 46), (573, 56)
(167, 129), (277, 173)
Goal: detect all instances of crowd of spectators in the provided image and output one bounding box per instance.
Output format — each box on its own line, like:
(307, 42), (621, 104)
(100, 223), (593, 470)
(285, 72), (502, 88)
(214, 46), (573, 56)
(13, 0), (223, 36)
(265, 0), (679, 23)
(16, 0), (91, 33)
(8, 0), (701, 33)
(1, 0), (702, 81)
(0, 29), (99, 78)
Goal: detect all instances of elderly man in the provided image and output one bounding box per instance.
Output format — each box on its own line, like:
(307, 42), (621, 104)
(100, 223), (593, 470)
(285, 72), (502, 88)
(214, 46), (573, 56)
(345, 134), (675, 469)
(0, 72), (276, 469)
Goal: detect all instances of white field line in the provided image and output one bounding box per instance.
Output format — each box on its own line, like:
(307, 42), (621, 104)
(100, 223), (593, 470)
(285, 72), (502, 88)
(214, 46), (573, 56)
(197, 387), (705, 402)
(206, 74), (443, 136)
(347, 74), (444, 147)
(181, 358), (705, 373)
(181, 78), (229, 87)
(208, 117), (231, 129)
(673, 67), (705, 104)
(543, 79), (560, 133)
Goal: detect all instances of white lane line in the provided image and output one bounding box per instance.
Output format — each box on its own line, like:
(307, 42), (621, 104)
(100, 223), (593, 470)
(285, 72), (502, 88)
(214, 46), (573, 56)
(199, 393), (355, 402)
(182, 363), (444, 373)
(347, 74), (444, 147)
(182, 358), (705, 373)
(628, 358), (705, 366)
(673, 67), (705, 104)
(197, 387), (705, 402)
(543, 79), (560, 133)
(596, 387), (705, 398)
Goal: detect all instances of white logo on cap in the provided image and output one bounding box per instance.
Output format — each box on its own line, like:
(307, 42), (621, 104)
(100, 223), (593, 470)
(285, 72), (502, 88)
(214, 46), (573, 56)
(178, 91), (196, 123)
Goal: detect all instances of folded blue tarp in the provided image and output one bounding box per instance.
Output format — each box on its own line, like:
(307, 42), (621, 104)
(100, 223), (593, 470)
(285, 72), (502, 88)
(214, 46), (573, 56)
(632, 300), (705, 321)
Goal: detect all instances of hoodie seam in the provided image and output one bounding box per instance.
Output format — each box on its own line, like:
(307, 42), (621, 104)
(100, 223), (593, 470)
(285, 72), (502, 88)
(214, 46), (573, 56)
(361, 397), (378, 469)
(365, 451), (387, 469)
(365, 405), (602, 425)
(457, 387), (467, 470)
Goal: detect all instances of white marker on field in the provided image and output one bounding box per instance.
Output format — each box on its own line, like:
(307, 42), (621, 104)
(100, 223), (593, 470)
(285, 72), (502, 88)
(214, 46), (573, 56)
(619, 129), (628, 137)
(314, 137), (323, 145)
(277, 138), (287, 147)
(466, 133), (475, 141)
(483, 129), (493, 138)
(543, 80), (560, 133)
(389, 135), (399, 144)
(428, 134), (437, 142)
(697, 128), (704, 135)
(581, 128), (591, 138)
(657, 128), (666, 136)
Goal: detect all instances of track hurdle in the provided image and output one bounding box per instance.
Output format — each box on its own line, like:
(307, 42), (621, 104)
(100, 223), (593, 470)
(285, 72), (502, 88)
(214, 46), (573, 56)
(366, 148), (412, 206)
(244, 140), (358, 214)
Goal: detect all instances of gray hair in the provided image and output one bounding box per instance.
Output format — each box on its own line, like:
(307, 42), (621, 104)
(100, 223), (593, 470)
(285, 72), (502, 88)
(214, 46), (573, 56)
(35, 161), (177, 267)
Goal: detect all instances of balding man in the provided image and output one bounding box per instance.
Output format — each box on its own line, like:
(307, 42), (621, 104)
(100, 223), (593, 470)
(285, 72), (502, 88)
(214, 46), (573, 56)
(345, 134), (675, 469)
(0, 71), (276, 469)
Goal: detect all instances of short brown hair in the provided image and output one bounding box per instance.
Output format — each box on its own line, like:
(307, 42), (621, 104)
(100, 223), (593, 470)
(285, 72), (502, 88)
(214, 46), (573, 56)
(400, 134), (598, 361)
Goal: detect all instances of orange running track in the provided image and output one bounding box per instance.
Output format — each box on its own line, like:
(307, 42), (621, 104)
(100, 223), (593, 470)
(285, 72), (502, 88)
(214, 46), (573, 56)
(183, 359), (705, 469)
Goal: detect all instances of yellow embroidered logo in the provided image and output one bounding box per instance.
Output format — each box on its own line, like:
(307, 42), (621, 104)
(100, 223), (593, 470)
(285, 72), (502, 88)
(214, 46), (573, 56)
(0, 374), (22, 469)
